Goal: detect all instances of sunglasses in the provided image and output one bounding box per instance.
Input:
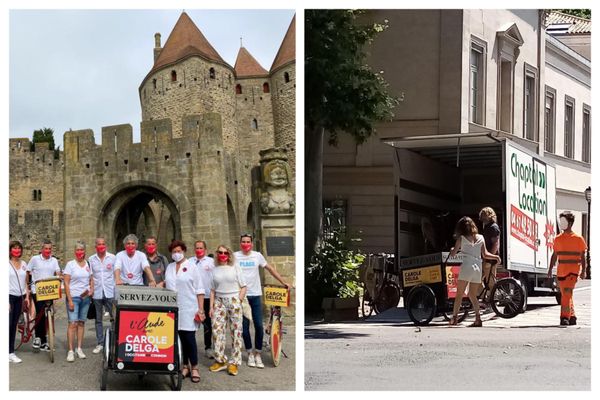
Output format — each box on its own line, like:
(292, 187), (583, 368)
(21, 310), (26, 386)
(217, 251), (229, 255)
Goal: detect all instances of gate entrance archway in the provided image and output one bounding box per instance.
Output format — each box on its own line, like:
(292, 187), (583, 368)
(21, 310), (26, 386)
(98, 185), (181, 256)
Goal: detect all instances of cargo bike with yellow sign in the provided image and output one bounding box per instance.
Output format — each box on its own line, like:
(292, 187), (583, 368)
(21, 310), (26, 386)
(401, 252), (525, 326)
(100, 285), (183, 391)
(263, 285), (291, 367)
(17, 277), (63, 362)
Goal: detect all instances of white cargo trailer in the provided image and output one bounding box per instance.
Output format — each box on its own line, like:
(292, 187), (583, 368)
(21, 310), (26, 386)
(385, 132), (560, 309)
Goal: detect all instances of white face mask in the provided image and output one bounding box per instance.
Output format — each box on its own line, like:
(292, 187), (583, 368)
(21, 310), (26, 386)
(172, 252), (184, 263)
(559, 217), (569, 231)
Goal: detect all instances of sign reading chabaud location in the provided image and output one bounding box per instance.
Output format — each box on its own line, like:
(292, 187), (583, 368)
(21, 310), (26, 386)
(505, 142), (556, 272)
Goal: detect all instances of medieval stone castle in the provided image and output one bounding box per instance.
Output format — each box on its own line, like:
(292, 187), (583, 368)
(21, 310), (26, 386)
(9, 12), (296, 267)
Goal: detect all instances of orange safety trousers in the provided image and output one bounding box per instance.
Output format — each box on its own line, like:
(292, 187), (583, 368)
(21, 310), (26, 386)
(558, 274), (578, 319)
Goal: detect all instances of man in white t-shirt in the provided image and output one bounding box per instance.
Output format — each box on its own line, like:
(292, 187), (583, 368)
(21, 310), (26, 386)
(25, 239), (62, 352)
(234, 233), (291, 369)
(189, 240), (215, 358)
(114, 234), (156, 287)
(88, 237), (117, 354)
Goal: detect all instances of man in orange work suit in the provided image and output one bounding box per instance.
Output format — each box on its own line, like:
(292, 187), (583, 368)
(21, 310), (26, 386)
(547, 211), (587, 326)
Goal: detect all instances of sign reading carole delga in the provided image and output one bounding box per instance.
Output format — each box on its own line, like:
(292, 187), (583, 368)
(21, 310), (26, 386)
(117, 310), (175, 364)
(505, 142), (556, 273)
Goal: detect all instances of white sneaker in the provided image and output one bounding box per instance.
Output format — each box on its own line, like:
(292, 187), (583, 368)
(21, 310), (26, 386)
(93, 345), (104, 354)
(67, 351), (75, 362)
(32, 337), (41, 349)
(247, 352), (256, 367)
(255, 353), (264, 369)
(205, 348), (215, 359)
(9, 353), (22, 363)
(76, 348), (86, 359)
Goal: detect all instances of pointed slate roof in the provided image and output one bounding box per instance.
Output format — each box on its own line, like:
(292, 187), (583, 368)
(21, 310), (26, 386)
(141, 12), (229, 87)
(270, 15), (295, 73)
(234, 47), (269, 78)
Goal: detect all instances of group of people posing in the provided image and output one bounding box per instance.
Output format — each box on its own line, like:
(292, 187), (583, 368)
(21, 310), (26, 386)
(447, 207), (587, 327)
(9, 233), (292, 381)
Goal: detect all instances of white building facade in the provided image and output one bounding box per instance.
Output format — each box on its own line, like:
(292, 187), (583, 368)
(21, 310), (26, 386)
(322, 9), (591, 256)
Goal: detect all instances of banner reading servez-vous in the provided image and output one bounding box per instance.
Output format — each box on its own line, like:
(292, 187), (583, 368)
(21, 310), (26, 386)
(505, 142), (556, 273)
(117, 310), (176, 364)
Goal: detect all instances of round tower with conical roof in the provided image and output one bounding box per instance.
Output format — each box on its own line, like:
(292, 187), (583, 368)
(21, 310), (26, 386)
(139, 12), (238, 151)
(269, 15), (296, 171)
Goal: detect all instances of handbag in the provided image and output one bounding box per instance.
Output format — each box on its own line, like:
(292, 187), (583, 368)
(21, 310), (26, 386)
(87, 301), (96, 320)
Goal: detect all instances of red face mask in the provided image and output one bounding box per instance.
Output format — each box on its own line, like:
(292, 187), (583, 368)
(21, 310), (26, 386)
(217, 254), (229, 263)
(10, 248), (22, 258)
(41, 249), (52, 258)
(195, 249), (206, 258)
(241, 243), (252, 252)
(145, 244), (157, 254)
(96, 245), (107, 254)
(75, 250), (86, 259)
(125, 244), (136, 255)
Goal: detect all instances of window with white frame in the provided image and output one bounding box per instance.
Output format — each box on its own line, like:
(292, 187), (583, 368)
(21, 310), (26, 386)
(564, 96), (575, 159)
(582, 104), (591, 163)
(544, 86), (556, 153)
(469, 39), (486, 125)
(523, 65), (537, 141)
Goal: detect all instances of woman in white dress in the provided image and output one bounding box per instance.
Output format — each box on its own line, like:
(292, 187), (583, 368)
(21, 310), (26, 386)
(448, 217), (501, 326)
(164, 240), (205, 383)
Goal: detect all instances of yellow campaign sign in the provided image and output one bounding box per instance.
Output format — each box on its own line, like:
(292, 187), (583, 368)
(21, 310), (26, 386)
(263, 287), (290, 307)
(402, 265), (442, 287)
(35, 278), (62, 301)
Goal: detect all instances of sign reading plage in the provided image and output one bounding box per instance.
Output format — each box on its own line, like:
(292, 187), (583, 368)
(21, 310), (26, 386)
(35, 279), (62, 301)
(402, 265), (442, 287)
(117, 310), (175, 364)
(263, 287), (290, 307)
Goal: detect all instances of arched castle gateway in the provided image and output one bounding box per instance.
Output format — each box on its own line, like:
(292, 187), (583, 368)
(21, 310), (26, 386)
(9, 12), (296, 260)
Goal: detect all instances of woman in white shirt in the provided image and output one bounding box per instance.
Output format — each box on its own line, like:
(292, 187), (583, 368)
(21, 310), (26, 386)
(63, 241), (94, 362)
(448, 217), (501, 327)
(9, 241), (29, 363)
(164, 240), (205, 384)
(209, 245), (247, 376)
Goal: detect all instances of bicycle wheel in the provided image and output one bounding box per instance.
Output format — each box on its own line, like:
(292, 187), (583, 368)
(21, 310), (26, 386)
(373, 282), (401, 314)
(441, 300), (469, 323)
(406, 284), (437, 326)
(47, 308), (55, 363)
(16, 311), (28, 351)
(270, 315), (282, 367)
(490, 278), (525, 319)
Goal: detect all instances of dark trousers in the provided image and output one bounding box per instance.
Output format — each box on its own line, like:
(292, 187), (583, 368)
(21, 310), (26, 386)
(202, 298), (212, 350)
(9, 295), (24, 353)
(93, 297), (114, 345)
(34, 296), (48, 345)
(178, 330), (198, 367)
(242, 295), (264, 352)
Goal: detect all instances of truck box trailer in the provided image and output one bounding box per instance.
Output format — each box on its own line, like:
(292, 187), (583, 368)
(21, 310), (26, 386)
(384, 132), (560, 308)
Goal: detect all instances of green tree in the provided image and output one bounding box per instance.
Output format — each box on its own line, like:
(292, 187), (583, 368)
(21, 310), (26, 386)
(305, 10), (398, 267)
(32, 127), (55, 150)
(553, 9), (591, 19)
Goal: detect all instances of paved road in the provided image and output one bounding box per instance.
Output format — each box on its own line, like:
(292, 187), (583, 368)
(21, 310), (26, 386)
(9, 299), (295, 391)
(305, 281), (591, 391)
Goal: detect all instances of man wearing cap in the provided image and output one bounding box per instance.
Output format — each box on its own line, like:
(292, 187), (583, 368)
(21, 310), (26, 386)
(547, 211), (587, 326)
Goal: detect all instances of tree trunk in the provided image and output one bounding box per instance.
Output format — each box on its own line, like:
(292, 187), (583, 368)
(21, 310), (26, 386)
(305, 125), (325, 268)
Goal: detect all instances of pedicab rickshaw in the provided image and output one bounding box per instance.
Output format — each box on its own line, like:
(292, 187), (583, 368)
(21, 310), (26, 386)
(400, 252), (526, 326)
(100, 285), (183, 391)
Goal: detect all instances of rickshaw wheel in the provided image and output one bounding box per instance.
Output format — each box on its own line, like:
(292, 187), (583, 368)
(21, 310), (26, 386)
(170, 371), (183, 391)
(101, 328), (111, 391)
(490, 278), (525, 319)
(406, 284), (437, 326)
(442, 302), (469, 323)
(373, 282), (401, 314)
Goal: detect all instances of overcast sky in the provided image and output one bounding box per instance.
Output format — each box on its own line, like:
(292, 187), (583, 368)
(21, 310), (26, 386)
(9, 9), (295, 144)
